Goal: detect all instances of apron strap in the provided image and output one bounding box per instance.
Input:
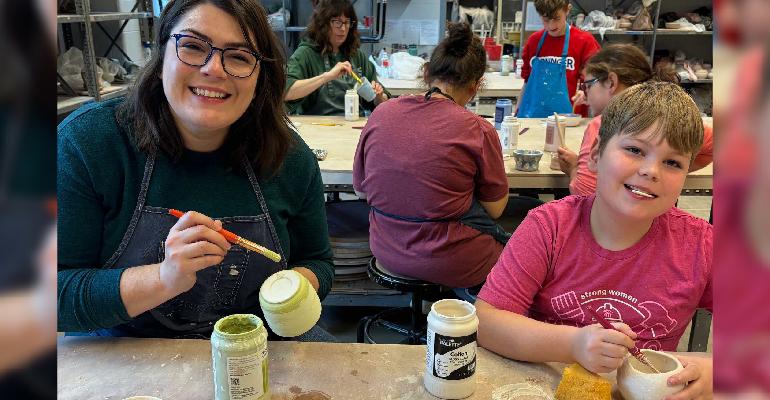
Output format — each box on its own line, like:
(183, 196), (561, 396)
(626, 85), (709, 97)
(371, 205), (453, 223)
(241, 155), (288, 269)
(561, 25), (571, 59)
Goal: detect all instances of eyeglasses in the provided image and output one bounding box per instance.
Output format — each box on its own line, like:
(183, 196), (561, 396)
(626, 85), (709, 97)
(330, 18), (355, 29)
(170, 33), (263, 78)
(579, 77), (602, 92)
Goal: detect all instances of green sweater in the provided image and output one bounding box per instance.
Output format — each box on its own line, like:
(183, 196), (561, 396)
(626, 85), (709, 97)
(57, 99), (334, 332)
(285, 38), (388, 116)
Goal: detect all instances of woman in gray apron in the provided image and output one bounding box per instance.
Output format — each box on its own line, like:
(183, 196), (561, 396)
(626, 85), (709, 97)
(284, 0), (389, 116)
(57, 0), (335, 340)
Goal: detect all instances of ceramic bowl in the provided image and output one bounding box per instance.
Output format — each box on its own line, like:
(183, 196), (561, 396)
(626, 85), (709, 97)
(617, 350), (685, 400)
(512, 149), (543, 172)
(559, 113), (582, 127)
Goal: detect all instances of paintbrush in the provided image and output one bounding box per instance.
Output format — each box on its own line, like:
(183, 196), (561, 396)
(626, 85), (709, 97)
(311, 122), (342, 126)
(168, 209), (282, 263)
(348, 69), (363, 84)
(553, 112), (567, 151)
(585, 307), (661, 373)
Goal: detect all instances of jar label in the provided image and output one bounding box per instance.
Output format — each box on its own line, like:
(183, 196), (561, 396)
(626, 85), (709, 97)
(226, 347), (267, 400)
(426, 329), (477, 380)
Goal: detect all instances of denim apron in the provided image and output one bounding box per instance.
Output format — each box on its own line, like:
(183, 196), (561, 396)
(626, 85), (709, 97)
(98, 151), (287, 338)
(516, 25), (574, 118)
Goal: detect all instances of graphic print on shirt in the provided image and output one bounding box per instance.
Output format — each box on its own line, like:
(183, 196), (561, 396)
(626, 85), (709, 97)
(529, 56), (576, 70)
(549, 290), (678, 351)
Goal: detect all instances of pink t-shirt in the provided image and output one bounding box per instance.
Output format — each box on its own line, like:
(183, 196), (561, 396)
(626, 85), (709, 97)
(569, 117), (715, 196)
(478, 195), (713, 351)
(353, 95), (508, 287)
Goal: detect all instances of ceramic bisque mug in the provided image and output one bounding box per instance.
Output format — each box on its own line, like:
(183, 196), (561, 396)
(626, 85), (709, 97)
(356, 77), (377, 102)
(259, 270), (322, 337)
(617, 349), (685, 400)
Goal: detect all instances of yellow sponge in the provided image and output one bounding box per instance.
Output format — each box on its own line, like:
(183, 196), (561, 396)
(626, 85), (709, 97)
(555, 363), (612, 400)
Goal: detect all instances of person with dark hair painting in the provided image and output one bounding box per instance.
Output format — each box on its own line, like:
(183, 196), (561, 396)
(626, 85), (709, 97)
(285, 0), (389, 115)
(352, 22), (508, 289)
(56, 0), (335, 340)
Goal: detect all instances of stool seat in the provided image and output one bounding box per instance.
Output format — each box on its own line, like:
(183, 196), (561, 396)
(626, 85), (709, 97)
(369, 259), (445, 296)
(358, 257), (446, 345)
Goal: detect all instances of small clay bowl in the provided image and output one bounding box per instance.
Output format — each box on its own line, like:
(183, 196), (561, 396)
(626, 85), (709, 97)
(617, 350), (685, 400)
(512, 149), (543, 172)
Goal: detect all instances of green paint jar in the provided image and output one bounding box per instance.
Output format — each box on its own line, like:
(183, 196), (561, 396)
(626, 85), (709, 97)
(211, 314), (270, 400)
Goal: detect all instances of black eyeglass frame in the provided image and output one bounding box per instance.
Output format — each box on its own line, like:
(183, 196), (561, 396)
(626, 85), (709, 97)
(330, 18), (356, 29)
(170, 33), (265, 78)
(579, 76), (602, 92)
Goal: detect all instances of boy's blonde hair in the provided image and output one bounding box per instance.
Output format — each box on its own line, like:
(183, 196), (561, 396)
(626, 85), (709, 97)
(535, 0), (569, 19)
(598, 81), (704, 160)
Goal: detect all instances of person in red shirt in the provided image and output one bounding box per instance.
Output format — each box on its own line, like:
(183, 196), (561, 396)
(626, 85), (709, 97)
(517, 0), (600, 117)
(352, 22), (509, 288)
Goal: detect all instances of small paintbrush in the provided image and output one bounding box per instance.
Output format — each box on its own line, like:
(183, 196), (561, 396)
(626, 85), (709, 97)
(168, 209), (282, 263)
(585, 307), (661, 373)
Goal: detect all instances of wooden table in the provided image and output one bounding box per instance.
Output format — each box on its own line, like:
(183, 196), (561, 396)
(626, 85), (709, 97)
(58, 337), (565, 399)
(380, 72), (524, 98)
(293, 116), (713, 191)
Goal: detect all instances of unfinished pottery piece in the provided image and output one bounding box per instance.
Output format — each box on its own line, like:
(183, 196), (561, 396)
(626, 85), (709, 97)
(617, 350), (684, 400)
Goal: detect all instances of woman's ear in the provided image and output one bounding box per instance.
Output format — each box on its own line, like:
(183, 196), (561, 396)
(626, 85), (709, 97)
(588, 138), (600, 173)
(608, 72), (620, 94)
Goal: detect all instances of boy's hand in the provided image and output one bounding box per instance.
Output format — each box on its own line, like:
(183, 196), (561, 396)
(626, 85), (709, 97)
(664, 355), (713, 400)
(557, 146), (578, 176)
(572, 322), (637, 373)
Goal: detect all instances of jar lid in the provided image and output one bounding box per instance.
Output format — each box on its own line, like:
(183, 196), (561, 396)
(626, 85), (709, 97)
(503, 116), (517, 122)
(547, 115), (566, 121)
(346, 89), (357, 95)
(260, 270), (303, 304)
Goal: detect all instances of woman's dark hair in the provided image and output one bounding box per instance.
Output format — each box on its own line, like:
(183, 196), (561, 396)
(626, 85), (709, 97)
(305, 0), (360, 59)
(117, 0), (293, 178)
(422, 22), (486, 90)
(584, 43), (678, 88)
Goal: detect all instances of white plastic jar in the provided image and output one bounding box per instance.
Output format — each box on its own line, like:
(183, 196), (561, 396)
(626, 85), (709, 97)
(424, 299), (479, 399)
(500, 55), (511, 76)
(500, 115), (520, 155)
(345, 89), (359, 121)
(544, 114), (566, 153)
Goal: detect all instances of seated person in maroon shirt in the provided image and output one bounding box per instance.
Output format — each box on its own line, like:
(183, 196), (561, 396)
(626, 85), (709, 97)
(352, 22), (508, 288)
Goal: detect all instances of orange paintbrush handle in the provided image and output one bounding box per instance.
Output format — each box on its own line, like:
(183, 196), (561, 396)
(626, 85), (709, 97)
(168, 209), (240, 245)
(168, 209), (281, 262)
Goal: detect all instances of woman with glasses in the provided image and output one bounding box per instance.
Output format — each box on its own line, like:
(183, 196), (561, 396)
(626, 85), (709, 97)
(57, 0), (335, 340)
(555, 43), (713, 196)
(284, 0), (389, 115)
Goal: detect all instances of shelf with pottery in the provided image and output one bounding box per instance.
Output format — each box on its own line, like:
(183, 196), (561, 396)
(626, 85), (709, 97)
(380, 71), (524, 98)
(590, 29), (712, 36)
(57, 84), (130, 115)
(57, 11), (153, 24)
(58, 336), (710, 399)
(291, 115), (712, 191)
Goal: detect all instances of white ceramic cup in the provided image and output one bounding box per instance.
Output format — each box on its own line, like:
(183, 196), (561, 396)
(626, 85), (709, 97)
(357, 77), (377, 102)
(617, 350), (685, 400)
(259, 270), (322, 337)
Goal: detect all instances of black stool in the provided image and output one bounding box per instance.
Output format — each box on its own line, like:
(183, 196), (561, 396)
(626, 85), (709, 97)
(357, 258), (445, 344)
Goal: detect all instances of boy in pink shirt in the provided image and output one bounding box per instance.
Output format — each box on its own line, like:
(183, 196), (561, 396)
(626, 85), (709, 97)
(477, 81), (713, 400)
(557, 44), (714, 196)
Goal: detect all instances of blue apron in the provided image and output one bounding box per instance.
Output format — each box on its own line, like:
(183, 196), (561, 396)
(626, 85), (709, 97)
(516, 25), (573, 118)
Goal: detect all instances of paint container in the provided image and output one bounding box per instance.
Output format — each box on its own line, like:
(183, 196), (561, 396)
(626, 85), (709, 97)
(500, 55), (511, 76)
(211, 314), (269, 400)
(259, 270), (322, 338)
(515, 59), (524, 78)
(357, 77), (377, 102)
(424, 299), (478, 399)
(544, 115), (566, 153)
(617, 350), (685, 400)
(345, 89), (359, 121)
(500, 116), (519, 155)
(494, 99), (513, 129)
